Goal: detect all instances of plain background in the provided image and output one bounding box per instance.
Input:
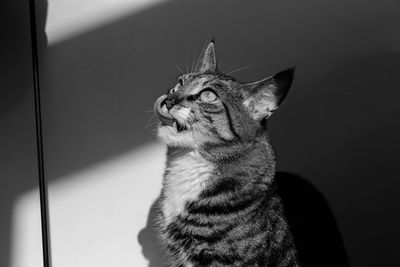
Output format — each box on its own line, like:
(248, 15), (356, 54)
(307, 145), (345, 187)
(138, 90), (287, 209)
(1, 0), (400, 266)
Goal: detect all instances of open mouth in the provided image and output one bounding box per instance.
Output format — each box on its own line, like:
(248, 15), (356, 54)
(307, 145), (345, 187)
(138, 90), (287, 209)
(154, 95), (187, 132)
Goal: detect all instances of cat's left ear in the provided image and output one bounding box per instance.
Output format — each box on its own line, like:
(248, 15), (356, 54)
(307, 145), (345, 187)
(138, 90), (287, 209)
(195, 41), (217, 73)
(243, 68), (295, 120)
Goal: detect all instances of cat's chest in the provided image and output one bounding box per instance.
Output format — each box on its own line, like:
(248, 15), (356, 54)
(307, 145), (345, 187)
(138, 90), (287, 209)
(161, 151), (213, 224)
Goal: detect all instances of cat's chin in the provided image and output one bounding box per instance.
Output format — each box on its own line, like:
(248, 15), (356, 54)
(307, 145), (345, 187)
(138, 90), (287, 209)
(157, 124), (197, 148)
(162, 121), (187, 133)
(158, 123), (215, 149)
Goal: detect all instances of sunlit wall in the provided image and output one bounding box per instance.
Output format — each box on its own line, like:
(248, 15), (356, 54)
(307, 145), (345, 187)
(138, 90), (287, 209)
(12, 144), (165, 267)
(11, 0), (169, 266)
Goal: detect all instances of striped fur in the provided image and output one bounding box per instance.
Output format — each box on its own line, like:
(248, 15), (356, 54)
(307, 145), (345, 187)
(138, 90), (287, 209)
(154, 42), (298, 266)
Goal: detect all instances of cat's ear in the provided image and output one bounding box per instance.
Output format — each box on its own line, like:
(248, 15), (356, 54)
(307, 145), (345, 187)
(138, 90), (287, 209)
(243, 68), (295, 120)
(195, 41), (217, 73)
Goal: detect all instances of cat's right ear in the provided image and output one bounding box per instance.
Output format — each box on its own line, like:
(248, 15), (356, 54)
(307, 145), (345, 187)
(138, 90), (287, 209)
(243, 68), (295, 121)
(194, 41), (217, 73)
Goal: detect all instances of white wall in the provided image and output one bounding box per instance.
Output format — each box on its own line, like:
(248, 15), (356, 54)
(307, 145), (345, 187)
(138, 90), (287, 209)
(13, 144), (165, 267)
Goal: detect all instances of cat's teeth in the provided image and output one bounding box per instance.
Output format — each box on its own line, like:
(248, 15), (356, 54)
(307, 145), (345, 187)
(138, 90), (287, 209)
(177, 124), (184, 132)
(174, 121), (186, 133)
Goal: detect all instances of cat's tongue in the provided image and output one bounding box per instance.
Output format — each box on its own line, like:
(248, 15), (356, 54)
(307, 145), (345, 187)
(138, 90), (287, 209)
(154, 95), (174, 126)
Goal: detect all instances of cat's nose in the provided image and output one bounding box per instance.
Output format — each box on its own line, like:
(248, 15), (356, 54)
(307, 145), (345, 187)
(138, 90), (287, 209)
(164, 99), (175, 110)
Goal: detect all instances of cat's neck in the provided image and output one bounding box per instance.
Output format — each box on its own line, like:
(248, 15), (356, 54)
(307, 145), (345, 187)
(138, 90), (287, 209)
(164, 135), (276, 183)
(201, 136), (276, 197)
(202, 134), (275, 174)
(161, 138), (276, 224)
(161, 148), (214, 224)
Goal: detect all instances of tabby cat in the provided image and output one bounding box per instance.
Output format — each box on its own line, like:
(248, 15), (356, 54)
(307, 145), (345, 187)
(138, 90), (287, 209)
(153, 41), (299, 267)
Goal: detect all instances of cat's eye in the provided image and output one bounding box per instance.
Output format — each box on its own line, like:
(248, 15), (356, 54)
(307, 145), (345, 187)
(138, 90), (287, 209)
(199, 89), (218, 102)
(178, 78), (183, 86)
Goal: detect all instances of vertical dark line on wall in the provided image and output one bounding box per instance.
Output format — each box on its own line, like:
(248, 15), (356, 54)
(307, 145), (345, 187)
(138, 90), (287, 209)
(28, 0), (52, 266)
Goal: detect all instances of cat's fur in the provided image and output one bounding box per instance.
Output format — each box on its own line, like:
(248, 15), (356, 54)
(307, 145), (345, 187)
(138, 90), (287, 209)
(154, 41), (299, 267)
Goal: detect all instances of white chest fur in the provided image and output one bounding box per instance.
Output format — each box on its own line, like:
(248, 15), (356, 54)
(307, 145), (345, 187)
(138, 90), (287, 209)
(162, 150), (213, 224)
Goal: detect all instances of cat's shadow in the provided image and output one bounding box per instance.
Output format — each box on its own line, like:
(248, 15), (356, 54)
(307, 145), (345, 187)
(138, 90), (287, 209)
(138, 172), (349, 267)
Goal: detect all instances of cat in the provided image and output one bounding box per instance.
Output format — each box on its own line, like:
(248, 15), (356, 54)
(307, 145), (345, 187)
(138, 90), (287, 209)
(153, 41), (299, 267)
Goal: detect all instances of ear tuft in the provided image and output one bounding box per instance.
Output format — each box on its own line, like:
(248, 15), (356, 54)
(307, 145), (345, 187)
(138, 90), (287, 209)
(243, 67), (295, 121)
(271, 67), (295, 106)
(195, 41), (217, 73)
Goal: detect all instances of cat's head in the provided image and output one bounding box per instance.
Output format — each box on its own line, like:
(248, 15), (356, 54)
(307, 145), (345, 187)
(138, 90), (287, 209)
(154, 41), (294, 149)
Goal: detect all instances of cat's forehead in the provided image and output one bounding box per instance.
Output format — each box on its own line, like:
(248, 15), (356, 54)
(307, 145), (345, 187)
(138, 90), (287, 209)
(180, 73), (236, 88)
(180, 73), (212, 83)
(175, 72), (241, 98)
(180, 73), (211, 87)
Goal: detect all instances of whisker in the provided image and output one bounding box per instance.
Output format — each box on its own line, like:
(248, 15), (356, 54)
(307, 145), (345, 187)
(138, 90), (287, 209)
(144, 116), (158, 129)
(170, 59), (184, 74)
(190, 52), (196, 73)
(221, 63), (240, 74)
(226, 64), (254, 76)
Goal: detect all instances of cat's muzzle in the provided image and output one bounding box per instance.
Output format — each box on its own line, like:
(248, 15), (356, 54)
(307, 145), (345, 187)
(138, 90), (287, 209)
(154, 95), (187, 132)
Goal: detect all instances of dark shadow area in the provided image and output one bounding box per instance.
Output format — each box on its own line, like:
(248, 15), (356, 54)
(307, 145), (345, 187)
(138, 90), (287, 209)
(0, 0), (47, 266)
(276, 172), (349, 267)
(138, 172), (349, 267)
(138, 198), (168, 267)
